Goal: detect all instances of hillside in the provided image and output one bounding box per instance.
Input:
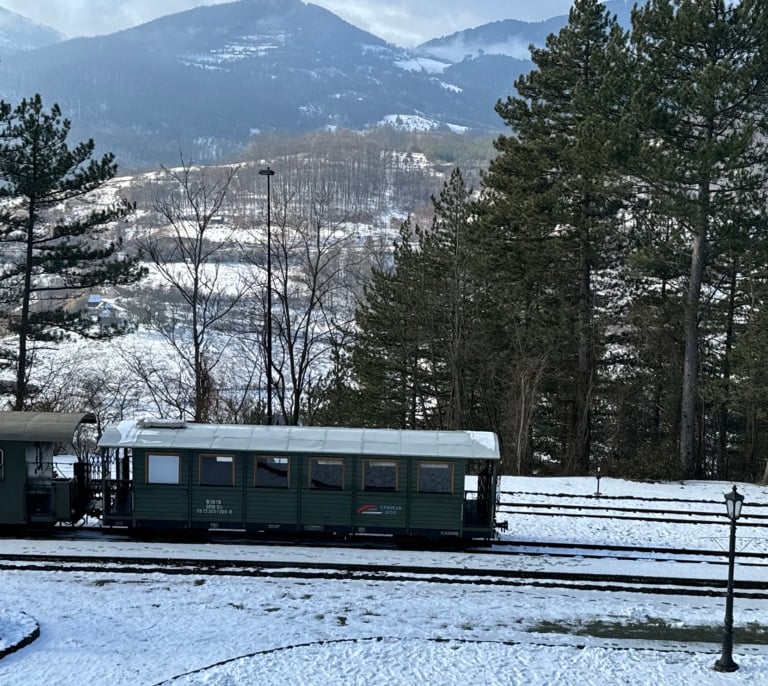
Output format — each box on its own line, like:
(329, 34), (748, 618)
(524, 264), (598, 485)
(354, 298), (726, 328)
(0, 129), (471, 423)
(0, 0), (504, 169)
(0, 0), (641, 170)
(0, 6), (61, 54)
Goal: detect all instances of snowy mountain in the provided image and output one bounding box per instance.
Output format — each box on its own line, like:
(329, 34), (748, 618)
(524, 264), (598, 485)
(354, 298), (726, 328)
(419, 0), (634, 63)
(1, 0), (493, 168)
(412, 0), (636, 147)
(0, 0), (639, 170)
(418, 17), (564, 63)
(0, 6), (62, 54)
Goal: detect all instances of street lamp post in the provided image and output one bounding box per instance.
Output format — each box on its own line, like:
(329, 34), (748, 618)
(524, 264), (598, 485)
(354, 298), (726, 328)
(259, 166), (275, 425)
(594, 466), (601, 497)
(714, 484), (744, 673)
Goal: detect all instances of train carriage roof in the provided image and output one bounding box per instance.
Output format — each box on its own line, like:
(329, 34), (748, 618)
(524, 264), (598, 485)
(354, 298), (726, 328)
(0, 411), (96, 443)
(97, 419), (500, 460)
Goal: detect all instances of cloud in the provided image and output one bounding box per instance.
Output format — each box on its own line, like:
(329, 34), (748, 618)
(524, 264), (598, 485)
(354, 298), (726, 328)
(2, 0), (575, 44)
(317, 0), (574, 46)
(3, 0), (230, 38)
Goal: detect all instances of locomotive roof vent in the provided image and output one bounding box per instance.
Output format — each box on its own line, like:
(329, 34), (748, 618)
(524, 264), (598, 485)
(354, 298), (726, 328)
(136, 418), (188, 430)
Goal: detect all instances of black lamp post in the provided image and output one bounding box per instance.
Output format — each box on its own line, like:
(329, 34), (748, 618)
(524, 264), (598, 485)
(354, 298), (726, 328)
(714, 484), (744, 673)
(259, 166), (275, 425)
(595, 466), (601, 497)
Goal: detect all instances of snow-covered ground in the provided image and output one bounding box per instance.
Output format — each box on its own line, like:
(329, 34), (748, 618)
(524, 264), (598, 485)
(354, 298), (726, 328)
(1, 477), (767, 685)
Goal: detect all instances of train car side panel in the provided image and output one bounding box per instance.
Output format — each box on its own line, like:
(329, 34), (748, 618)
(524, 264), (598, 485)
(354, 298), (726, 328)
(132, 450), (191, 528)
(408, 496), (464, 537)
(352, 455), (408, 534)
(246, 455), (299, 531)
(406, 459), (465, 537)
(245, 488), (300, 531)
(298, 456), (353, 532)
(190, 452), (244, 529)
(0, 442), (27, 525)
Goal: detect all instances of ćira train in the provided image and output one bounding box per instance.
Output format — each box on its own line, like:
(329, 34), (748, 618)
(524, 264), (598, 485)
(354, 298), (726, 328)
(0, 412), (501, 541)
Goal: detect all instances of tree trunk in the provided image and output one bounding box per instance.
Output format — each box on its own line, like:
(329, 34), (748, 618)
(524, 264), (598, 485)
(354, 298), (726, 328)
(14, 200), (36, 411)
(680, 186), (709, 478)
(717, 266), (737, 479)
(574, 223), (593, 474)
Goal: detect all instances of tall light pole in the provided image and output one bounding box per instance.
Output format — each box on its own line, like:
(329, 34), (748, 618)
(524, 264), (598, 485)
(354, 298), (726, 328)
(259, 166), (275, 425)
(714, 484), (744, 673)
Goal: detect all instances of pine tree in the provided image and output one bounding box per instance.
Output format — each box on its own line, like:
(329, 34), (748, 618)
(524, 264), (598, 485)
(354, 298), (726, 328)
(626, 0), (768, 477)
(0, 94), (145, 410)
(617, 208), (688, 476)
(347, 169), (491, 431)
(414, 168), (480, 429)
(730, 283), (768, 482)
(480, 0), (631, 474)
(352, 219), (432, 428)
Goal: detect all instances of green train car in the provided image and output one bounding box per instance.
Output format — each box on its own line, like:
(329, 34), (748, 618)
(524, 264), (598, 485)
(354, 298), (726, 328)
(0, 411), (96, 526)
(99, 419), (501, 540)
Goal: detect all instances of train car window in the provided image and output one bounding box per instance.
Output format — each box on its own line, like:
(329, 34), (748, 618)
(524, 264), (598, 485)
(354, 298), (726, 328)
(200, 454), (235, 486)
(418, 462), (454, 494)
(0, 449), (4, 481)
(255, 456), (289, 488)
(363, 460), (397, 491)
(147, 454), (181, 484)
(309, 458), (344, 490)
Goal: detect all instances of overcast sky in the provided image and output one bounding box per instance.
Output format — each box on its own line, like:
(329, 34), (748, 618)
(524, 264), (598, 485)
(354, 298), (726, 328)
(1, 0), (578, 46)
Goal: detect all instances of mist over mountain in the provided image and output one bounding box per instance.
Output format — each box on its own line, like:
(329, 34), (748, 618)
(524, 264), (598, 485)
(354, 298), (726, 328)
(0, 0), (638, 170)
(0, 6), (62, 54)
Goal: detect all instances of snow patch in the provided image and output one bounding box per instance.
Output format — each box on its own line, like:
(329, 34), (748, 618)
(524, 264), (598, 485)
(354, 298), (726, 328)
(423, 36), (532, 63)
(394, 56), (450, 74)
(1, 477), (767, 684)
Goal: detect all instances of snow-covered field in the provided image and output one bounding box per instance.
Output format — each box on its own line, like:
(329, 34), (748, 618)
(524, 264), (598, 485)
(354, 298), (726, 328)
(1, 477), (767, 685)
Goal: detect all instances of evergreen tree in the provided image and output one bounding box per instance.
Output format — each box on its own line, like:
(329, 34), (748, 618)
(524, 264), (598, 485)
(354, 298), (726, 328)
(479, 0), (630, 474)
(0, 95), (145, 410)
(348, 169), (490, 431)
(414, 168), (480, 429)
(730, 283), (768, 482)
(617, 209), (688, 476)
(626, 0), (768, 477)
(352, 219), (432, 428)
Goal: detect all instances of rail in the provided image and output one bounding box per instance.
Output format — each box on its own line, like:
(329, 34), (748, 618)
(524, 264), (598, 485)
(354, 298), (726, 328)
(496, 490), (768, 528)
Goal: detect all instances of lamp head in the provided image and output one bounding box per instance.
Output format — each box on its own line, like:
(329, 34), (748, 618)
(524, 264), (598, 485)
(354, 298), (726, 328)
(724, 485), (744, 521)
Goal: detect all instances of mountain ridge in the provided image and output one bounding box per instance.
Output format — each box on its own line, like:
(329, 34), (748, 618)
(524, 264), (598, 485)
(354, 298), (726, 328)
(0, 5), (62, 53)
(0, 0), (638, 170)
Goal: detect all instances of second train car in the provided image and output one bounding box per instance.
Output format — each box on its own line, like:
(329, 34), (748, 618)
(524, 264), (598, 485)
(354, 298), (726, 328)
(98, 419), (500, 540)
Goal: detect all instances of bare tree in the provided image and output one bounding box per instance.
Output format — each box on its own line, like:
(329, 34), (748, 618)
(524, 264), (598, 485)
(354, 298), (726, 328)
(246, 169), (363, 425)
(135, 158), (250, 422)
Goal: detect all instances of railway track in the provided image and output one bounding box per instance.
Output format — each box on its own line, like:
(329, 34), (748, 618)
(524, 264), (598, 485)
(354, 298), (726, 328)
(6, 522), (768, 569)
(484, 540), (768, 567)
(10, 526), (768, 568)
(1, 549), (766, 600)
(2, 491), (766, 601)
(497, 490), (768, 528)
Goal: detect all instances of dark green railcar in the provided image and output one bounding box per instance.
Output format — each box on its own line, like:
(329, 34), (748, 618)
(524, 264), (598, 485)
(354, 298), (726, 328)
(99, 420), (501, 540)
(0, 411), (96, 526)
